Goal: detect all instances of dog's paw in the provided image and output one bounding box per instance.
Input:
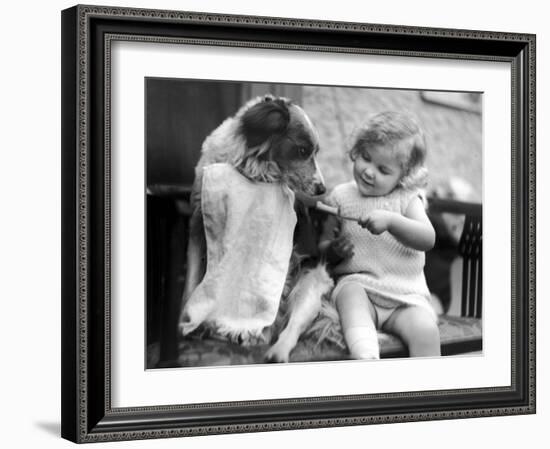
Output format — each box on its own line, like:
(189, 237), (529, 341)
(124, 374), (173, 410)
(264, 342), (291, 363)
(178, 316), (199, 337)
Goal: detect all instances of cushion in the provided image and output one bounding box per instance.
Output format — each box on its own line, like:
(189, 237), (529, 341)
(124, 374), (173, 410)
(155, 315), (481, 367)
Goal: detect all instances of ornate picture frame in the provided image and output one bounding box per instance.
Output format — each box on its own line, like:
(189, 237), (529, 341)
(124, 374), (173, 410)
(61, 4), (535, 443)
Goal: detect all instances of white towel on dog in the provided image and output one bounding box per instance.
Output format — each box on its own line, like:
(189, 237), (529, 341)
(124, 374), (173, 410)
(182, 163), (297, 341)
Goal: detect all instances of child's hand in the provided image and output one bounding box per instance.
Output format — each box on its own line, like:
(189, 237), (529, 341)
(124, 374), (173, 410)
(326, 235), (354, 264)
(358, 210), (395, 235)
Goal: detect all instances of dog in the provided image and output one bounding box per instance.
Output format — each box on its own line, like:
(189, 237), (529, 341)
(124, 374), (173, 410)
(178, 95), (334, 362)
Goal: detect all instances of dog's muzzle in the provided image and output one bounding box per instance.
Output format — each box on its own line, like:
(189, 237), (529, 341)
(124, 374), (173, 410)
(312, 159), (327, 195)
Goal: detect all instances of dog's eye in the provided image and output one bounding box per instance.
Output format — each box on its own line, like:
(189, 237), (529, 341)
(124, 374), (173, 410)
(298, 147), (309, 158)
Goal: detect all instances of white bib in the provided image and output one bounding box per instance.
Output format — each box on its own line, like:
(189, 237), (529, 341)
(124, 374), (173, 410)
(182, 163), (297, 341)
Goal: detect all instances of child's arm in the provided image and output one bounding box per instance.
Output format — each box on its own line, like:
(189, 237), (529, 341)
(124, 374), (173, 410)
(318, 214), (354, 264)
(359, 196), (435, 251)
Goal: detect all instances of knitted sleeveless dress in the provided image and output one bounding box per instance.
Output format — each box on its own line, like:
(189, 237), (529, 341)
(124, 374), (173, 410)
(326, 182), (433, 313)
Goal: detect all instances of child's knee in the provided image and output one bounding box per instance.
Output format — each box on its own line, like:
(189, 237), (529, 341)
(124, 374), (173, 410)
(407, 310), (440, 355)
(412, 307), (438, 330)
(336, 283), (365, 301)
(415, 319), (440, 347)
(334, 283), (369, 313)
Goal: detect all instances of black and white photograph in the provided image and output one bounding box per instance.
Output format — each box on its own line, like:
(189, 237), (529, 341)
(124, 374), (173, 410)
(57, 3), (537, 444)
(145, 79), (483, 369)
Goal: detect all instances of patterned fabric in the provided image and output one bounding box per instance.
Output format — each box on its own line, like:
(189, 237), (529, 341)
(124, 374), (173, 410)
(165, 315), (482, 367)
(326, 182), (432, 311)
(375, 315), (483, 357)
(181, 163), (297, 340)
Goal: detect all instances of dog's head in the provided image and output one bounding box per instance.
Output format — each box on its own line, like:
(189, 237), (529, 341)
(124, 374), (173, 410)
(234, 95), (326, 196)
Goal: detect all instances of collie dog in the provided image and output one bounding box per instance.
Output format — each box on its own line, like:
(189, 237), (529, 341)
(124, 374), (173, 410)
(178, 95), (334, 362)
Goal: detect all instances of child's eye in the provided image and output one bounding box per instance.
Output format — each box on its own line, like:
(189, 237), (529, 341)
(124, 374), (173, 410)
(362, 153), (371, 161)
(379, 167), (391, 175)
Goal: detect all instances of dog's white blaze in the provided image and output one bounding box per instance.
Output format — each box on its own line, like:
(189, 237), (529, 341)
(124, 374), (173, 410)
(291, 105), (324, 188)
(295, 105), (314, 130)
(293, 104), (320, 140)
(313, 157), (325, 185)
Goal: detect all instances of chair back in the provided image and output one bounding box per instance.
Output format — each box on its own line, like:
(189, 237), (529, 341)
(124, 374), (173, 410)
(428, 199), (482, 318)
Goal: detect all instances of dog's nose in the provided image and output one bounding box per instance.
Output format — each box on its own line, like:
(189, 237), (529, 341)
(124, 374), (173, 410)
(314, 183), (326, 196)
(312, 158), (327, 196)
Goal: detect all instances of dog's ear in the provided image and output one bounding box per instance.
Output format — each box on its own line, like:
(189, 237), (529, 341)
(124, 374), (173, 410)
(240, 97), (290, 148)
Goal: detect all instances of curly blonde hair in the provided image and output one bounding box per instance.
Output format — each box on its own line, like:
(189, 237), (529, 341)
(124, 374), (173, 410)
(348, 111), (428, 190)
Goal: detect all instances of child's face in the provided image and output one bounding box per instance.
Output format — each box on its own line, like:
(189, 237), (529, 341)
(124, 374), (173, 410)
(352, 144), (403, 197)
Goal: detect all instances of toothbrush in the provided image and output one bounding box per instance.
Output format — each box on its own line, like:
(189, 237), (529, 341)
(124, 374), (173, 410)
(313, 201), (360, 222)
(294, 191), (360, 222)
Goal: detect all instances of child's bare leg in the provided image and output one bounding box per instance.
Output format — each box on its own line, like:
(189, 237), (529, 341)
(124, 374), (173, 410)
(383, 306), (440, 357)
(335, 283), (379, 359)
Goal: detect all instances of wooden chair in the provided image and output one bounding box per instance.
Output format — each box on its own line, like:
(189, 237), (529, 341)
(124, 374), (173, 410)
(146, 185), (192, 368)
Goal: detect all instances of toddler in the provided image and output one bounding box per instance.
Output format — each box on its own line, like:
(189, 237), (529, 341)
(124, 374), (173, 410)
(319, 111), (440, 359)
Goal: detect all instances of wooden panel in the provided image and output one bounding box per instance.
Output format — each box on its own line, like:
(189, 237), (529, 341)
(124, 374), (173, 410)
(146, 79), (243, 187)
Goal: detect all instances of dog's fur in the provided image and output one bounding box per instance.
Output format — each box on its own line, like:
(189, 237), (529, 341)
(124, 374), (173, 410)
(179, 95), (334, 362)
